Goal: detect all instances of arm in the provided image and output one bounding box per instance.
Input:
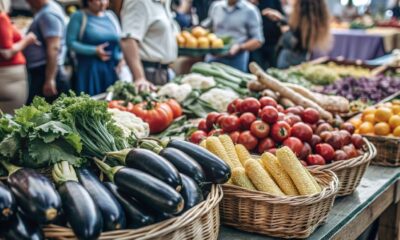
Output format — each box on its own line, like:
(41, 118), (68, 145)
(43, 36), (60, 96)
(66, 12), (97, 56)
(120, 38), (146, 82)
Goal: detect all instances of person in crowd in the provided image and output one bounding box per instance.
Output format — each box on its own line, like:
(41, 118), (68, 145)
(0, 0), (37, 114)
(118, 0), (178, 91)
(249, 0), (284, 69)
(173, 0), (193, 29)
(342, 0), (358, 22)
(264, 0), (331, 69)
(203, 0), (264, 72)
(67, 0), (123, 96)
(23, 0), (70, 103)
(193, 0), (214, 22)
(392, 0), (400, 19)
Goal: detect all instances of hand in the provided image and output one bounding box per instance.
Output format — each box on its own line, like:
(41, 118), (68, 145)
(262, 8), (283, 21)
(96, 42), (111, 61)
(229, 44), (242, 56)
(115, 59), (126, 74)
(25, 32), (40, 46)
(42, 80), (58, 97)
(0, 49), (13, 60)
(134, 78), (156, 93)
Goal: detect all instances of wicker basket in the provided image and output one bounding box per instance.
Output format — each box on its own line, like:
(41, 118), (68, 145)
(364, 135), (400, 167)
(220, 169), (339, 239)
(43, 185), (223, 240)
(307, 139), (376, 196)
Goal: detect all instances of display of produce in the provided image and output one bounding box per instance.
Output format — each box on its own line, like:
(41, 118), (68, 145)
(177, 26), (225, 49)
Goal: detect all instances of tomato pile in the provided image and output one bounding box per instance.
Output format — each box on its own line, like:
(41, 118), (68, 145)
(191, 97), (366, 166)
(108, 99), (182, 134)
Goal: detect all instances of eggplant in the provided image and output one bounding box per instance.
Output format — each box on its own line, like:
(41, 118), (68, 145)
(77, 168), (126, 231)
(58, 181), (103, 240)
(104, 182), (155, 228)
(95, 160), (184, 215)
(167, 139), (231, 184)
(0, 182), (16, 222)
(179, 174), (204, 212)
(159, 148), (206, 186)
(5, 166), (61, 224)
(124, 149), (182, 191)
(2, 212), (44, 240)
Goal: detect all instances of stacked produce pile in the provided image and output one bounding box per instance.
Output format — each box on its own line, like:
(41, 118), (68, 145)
(0, 93), (230, 239)
(177, 26), (225, 49)
(191, 96), (366, 166)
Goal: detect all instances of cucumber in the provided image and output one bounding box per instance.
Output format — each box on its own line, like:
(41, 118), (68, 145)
(77, 168), (126, 231)
(95, 160), (184, 215)
(104, 182), (155, 229)
(0, 182), (16, 222)
(180, 174), (204, 212)
(2, 212), (44, 240)
(159, 148), (206, 186)
(166, 140), (231, 184)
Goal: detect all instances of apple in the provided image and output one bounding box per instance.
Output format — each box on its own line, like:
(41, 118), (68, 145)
(260, 106), (279, 124)
(283, 137), (304, 157)
(339, 130), (352, 145)
(267, 148), (277, 155)
(343, 144), (358, 158)
(258, 138), (275, 154)
(239, 112), (257, 130)
(301, 108), (320, 124)
(299, 142), (312, 160)
(250, 120), (270, 139)
(310, 135), (322, 148)
(351, 134), (365, 149)
(334, 150), (348, 161)
(307, 154), (326, 165)
(320, 131), (333, 142)
(340, 122), (356, 134)
(315, 143), (335, 162)
(315, 123), (333, 135)
(284, 114), (302, 126)
(259, 96), (277, 108)
(291, 122), (313, 142)
(271, 121), (291, 142)
(206, 112), (220, 129)
(239, 97), (261, 115)
(325, 132), (344, 150)
(285, 107), (302, 116)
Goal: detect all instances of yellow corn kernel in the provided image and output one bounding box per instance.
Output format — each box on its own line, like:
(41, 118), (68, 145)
(206, 136), (234, 169)
(219, 135), (242, 168)
(244, 159), (285, 196)
(231, 167), (256, 190)
(199, 139), (207, 148)
(261, 152), (299, 195)
(304, 168), (322, 192)
(235, 144), (252, 165)
(276, 147), (320, 195)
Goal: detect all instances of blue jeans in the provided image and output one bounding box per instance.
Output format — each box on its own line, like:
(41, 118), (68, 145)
(206, 51), (250, 72)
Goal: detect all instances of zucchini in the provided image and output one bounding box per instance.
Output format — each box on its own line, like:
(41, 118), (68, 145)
(53, 162), (103, 240)
(166, 140), (231, 184)
(180, 174), (204, 212)
(95, 159), (184, 215)
(0, 182), (16, 222)
(77, 168), (126, 231)
(108, 148), (182, 192)
(104, 182), (155, 229)
(2, 212), (44, 240)
(2, 162), (61, 224)
(159, 147), (206, 186)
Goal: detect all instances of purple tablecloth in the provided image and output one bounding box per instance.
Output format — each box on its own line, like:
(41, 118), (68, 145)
(314, 29), (386, 61)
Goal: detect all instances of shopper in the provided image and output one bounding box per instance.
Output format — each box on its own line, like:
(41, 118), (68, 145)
(264, 0), (331, 69)
(23, 0), (69, 103)
(204, 0), (264, 72)
(119, 0), (178, 91)
(0, 0), (37, 114)
(342, 0), (358, 22)
(67, 0), (123, 96)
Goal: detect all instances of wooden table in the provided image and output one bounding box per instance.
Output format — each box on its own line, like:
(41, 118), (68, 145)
(218, 166), (400, 240)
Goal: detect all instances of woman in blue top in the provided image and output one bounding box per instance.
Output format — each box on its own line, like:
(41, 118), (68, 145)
(67, 0), (123, 96)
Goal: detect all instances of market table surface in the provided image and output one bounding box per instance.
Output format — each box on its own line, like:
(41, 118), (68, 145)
(218, 165), (400, 240)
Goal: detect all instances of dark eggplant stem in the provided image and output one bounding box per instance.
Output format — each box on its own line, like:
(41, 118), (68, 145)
(0, 161), (21, 176)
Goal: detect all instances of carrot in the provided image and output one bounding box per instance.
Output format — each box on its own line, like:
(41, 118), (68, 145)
(249, 62), (333, 120)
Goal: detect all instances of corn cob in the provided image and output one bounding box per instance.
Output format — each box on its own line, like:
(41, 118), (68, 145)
(231, 167), (256, 190)
(219, 135), (242, 168)
(199, 139), (207, 148)
(235, 144), (252, 165)
(244, 159), (285, 196)
(304, 168), (322, 192)
(206, 136), (234, 169)
(261, 152), (299, 195)
(276, 147), (320, 195)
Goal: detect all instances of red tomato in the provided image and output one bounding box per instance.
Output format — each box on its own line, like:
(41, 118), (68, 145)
(165, 99), (182, 119)
(291, 122), (313, 142)
(220, 115), (240, 133)
(208, 129), (224, 136)
(258, 138), (275, 154)
(229, 131), (241, 144)
(206, 112), (221, 129)
(238, 131), (258, 151)
(197, 119), (209, 132)
(239, 97), (261, 115)
(239, 112), (257, 130)
(260, 106), (278, 124)
(307, 154), (326, 165)
(259, 97), (277, 108)
(282, 137), (304, 157)
(131, 102), (173, 134)
(190, 130), (207, 144)
(270, 121), (291, 142)
(315, 143), (335, 162)
(301, 108), (320, 124)
(250, 120), (270, 138)
(108, 100), (134, 112)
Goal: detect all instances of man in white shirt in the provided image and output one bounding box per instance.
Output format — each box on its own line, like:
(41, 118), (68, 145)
(119, 0), (178, 91)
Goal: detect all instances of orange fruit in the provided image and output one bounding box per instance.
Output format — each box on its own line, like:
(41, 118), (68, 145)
(392, 105), (400, 115)
(394, 126), (400, 137)
(362, 114), (375, 124)
(359, 122), (374, 134)
(362, 107), (376, 117)
(389, 115), (400, 129)
(349, 118), (362, 129)
(392, 99), (400, 105)
(374, 107), (393, 122)
(374, 122), (391, 136)
(383, 102), (393, 108)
